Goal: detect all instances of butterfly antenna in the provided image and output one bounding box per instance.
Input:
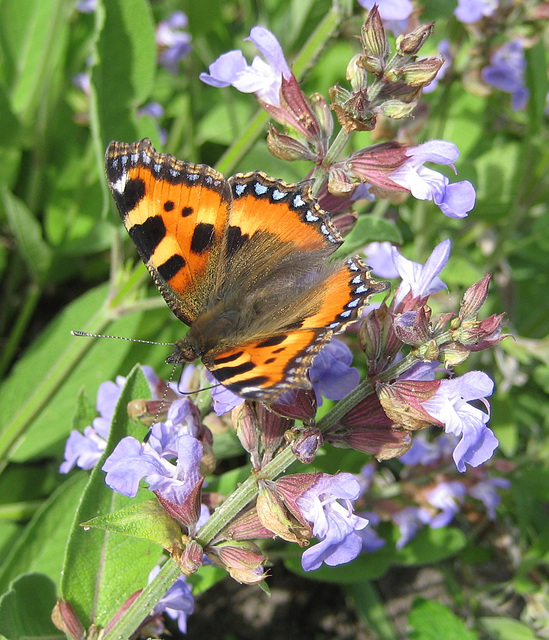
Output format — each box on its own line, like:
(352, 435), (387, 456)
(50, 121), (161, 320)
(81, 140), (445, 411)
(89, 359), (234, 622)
(71, 330), (174, 346)
(143, 363), (179, 443)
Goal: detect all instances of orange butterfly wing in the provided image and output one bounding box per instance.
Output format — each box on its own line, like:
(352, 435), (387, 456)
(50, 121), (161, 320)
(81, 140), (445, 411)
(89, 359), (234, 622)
(105, 139), (231, 325)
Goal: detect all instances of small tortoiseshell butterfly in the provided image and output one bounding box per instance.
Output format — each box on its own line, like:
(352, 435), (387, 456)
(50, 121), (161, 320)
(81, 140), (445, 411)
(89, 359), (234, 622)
(105, 139), (387, 402)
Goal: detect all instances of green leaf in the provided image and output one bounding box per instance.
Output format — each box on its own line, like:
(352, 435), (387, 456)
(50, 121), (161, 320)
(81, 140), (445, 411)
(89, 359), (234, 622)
(84, 499), (181, 550)
(335, 215), (403, 258)
(2, 187), (53, 283)
(0, 473), (88, 595)
(408, 599), (479, 640)
(0, 0), (72, 123)
(480, 617), (539, 640)
(90, 0), (157, 148)
(394, 525), (467, 566)
(60, 366), (163, 630)
(0, 573), (61, 639)
(0, 284), (149, 464)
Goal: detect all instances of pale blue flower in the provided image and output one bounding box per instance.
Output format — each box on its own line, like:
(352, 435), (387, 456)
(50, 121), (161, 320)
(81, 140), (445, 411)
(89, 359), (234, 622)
(454, 0), (498, 24)
(200, 27), (291, 107)
(309, 339), (360, 406)
(421, 371), (498, 472)
(393, 506), (432, 548)
(388, 141), (476, 218)
(469, 477), (510, 520)
(426, 480), (467, 527)
(297, 473), (369, 571)
(481, 39), (529, 111)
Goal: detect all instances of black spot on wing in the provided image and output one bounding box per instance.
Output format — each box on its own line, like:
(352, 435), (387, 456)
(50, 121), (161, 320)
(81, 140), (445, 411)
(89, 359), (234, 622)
(226, 376), (270, 394)
(128, 215), (166, 262)
(164, 200), (175, 211)
(191, 222), (215, 254)
(211, 361), (256, 383)
(213, 351), (244, 365)
(256, 335), (287, 348)
(265, 357), (276, 364)
(182, 206), (193, 217)
(118, 177), (146, 215)
(226, 225), (249, 258)
(157, 254), (186, 282)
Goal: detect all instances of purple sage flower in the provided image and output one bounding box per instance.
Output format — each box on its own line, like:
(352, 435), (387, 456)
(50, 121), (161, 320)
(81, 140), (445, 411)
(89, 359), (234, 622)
(205, 370), (244, 415)
(393, 506), (433, 548)
(363, 242), (400, 279)
(481, 39), (529, 111)
(399, 431), (456, 466)
(387, 141), (476, 218)
(454, 0), (498, 24)
(357, 511), (386, 552)
(60, 366), (163, 474)
(309, 339), (360, 406)
(102, 431), (203, 504)
(426, 480), (467, 527)
(156, 12), (192, 73)
(469, 476), (510, 520)
(392, 239), (450, 307)
(297, 473), (369, 571)
(421, 371), (498, 472)
(149, 566), (194, 633)
(200, 27), (292, 107)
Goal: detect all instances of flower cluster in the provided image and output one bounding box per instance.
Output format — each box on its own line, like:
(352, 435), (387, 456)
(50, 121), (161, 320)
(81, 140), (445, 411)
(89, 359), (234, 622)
(200, 8), (475, 219)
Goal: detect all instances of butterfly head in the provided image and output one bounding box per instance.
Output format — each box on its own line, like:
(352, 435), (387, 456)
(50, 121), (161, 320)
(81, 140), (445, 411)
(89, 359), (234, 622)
(166, 338), (200, 365)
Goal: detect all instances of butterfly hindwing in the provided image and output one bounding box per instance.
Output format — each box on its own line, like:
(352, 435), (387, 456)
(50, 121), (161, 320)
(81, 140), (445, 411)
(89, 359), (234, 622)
(105, 139), (231, 325)
(204, 256), (387, 401)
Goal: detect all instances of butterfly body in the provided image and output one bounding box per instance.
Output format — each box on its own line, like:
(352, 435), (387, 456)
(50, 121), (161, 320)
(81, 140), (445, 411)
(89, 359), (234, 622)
(105, 139), (387, 401)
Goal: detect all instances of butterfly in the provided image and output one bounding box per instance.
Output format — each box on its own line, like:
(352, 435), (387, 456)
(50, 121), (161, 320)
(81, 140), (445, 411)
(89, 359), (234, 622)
(105, 139), (388, 402)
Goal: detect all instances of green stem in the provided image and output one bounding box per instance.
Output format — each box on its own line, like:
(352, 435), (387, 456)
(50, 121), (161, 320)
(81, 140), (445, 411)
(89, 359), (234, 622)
(317, 352), (419, 433)
(0, 282), (41, 379)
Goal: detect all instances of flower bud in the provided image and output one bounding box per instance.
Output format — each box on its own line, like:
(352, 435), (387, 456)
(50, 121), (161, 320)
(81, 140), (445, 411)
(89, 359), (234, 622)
(377, 379), (442, 431)
(51, 599), (85, 640)
(328, 166), (355, 196)
(377, 98), (418, 119)
(396, 23), (434, 56)
(177, 539), (204, 575)
(392, 57), (444, 87)
(257, 485), (310, 544)
(438, 341), (471, 366)
(219, 506), (274, 541)
(209, 541), (268, 584)
(347, 54), (368, 91)
(309, 92), (333, 141)
(267, 125), (317, 161)
(289, 426), (323, 464)
(459, 273), (492, 321)
(360, 5), (390, 64)
(393, 307), (431, 345)
(232, 402), (260, 465)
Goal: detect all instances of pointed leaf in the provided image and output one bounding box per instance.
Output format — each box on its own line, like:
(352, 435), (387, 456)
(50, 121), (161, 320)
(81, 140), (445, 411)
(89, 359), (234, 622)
(84, 499), (182, 550)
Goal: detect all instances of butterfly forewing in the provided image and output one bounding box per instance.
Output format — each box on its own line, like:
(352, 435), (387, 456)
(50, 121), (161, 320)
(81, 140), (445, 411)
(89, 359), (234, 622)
(226, 172), (343, 257)
(105, 139), (231, 325)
